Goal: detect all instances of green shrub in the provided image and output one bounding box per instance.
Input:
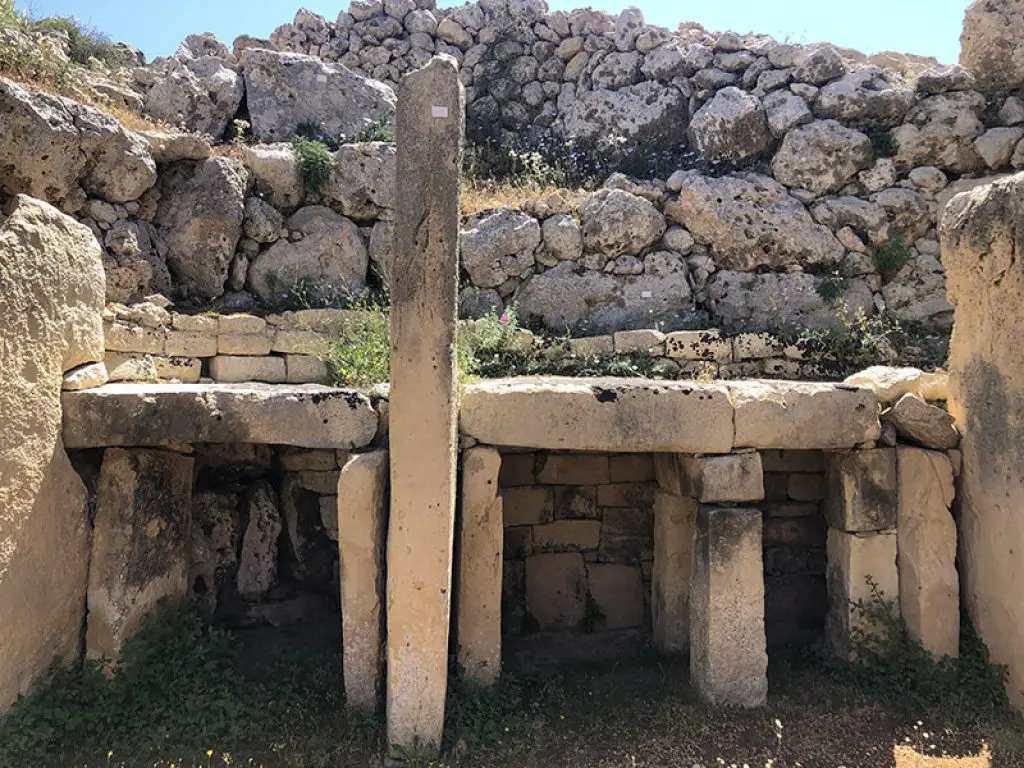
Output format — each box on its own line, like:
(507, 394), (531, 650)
(291, 135), (335, 193)
(325, 301), (390, 388)
(815, 261), (852, 304)
(0, 0), (19, 29)
(353, 117), (395, 143)
(31, 16), (128, 68)
(872, 239), (912, 277)
(791, 308), (904, 377)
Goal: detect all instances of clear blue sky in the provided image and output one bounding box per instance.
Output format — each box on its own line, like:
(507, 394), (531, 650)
(17, 0), (969, 63)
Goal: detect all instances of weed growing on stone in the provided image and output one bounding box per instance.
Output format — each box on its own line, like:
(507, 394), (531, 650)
(815, 260), (853, 304)
(352, 117), (395, 143)
(791, 308), (905, 376)
(30, 15), (128, 67)
(325, 298), (390, 388)
(873, 239), (912, 278)
(290, 135), (334, 193)
(0, 603), (377, 767)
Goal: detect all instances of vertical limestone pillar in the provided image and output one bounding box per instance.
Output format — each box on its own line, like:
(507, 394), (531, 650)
(386, 55), (465, 755)
(825, 528), (898, 660)
(896, 446), (959, 659)
(337, 450), (389, 714)
(690, 506), (768, 708)
(651, 490), (697, 653)
(456, 447), (503, 685)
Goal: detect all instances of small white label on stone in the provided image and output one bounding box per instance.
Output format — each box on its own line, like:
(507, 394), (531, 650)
(641, 291), (653, 299)
(431, 105), (449, 118)
(316, 75), (328, 83)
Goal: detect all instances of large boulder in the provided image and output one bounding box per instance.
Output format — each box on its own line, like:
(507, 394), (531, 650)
(707, 270), (874, 332)
(241, 49), (397, 143)
(0, 78), (157, 212)
(515, 257), (695, 334)
(321, 142), (396, 221)
(248, 206), (368, 302)
(155, 157), (247, 300)
(687, 87), (772, 162)
(960, 0), (1024, 92)
(813, 67), (915, 128)
(665, 172), (843, 270)
(772, 120), (873, 195)
(893, 91), (986, 174)
(560, 80), (689, 147)
(0, 195), (105, 711)
(460, 209), (541, 289)
(144, 55), (245, 140)
(243, 143), (305, 213)
(580, 189), (665, 257)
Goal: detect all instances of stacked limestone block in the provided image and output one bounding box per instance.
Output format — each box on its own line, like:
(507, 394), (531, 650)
(497, 450), (657, 666)
(100, 302), (351, 384)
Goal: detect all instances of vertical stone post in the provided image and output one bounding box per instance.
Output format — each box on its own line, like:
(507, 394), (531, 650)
(456, 446), (503, 685)
(690, 506), (768, 708)
(337, 450), (389, 714)
(825, 529), (898, 660)
(651, 489), (697, 653)
(386, 55), (465, 756)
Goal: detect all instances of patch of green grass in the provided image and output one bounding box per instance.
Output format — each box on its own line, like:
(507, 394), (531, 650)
(0, 602), (377, 767)
(290, 135), (334, 194)
(872, 239), (912, 278)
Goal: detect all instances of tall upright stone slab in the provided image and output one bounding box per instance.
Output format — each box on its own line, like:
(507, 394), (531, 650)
(942, 173), (1024, 707)
(0, 196), (105, 711)
(337, 450), (389, 714)
(386, 55), (465, 755)
(456, 447), (503, 685)
(690, 506), (768, 707)
(651, 490), (697, 653)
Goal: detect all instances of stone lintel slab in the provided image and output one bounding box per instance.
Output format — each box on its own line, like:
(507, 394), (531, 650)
(690, 506), (768, 708)
(61, 383), (378, 449)
(456, 447), (503, 685)
(728, 380), (881, 450)
(460, 377), (734, 453)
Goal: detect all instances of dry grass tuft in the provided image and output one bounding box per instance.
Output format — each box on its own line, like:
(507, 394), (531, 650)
(461, 179), (587, 217)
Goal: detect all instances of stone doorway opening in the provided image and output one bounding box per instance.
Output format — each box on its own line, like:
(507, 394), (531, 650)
(495, 450), (657, 672)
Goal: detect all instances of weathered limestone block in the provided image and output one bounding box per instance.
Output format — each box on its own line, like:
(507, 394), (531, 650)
(825, 528), (898, 661)
(87, 448), (193, 660)
(386, 57), (463, 756)
(0, 195), (104, 711)
(525, 552), (587, 629)
(887, 393), (960, 450)
(690, 506), (767, 707)
(210, 355), (287, 383)
(63, 362), (109, 391)
(941, 172), (1024, 705)
(236, 481), (282, 598)
(652, 491), (697, 652)
(960, 0), (1024, 92)
(844, 366), (950, 404)
(63, 383), (378, 449)
(588, 563), (645, 629)
(823, 449), (897, 532)
(242, 49), (397, 143)
(896, 447), (959, 659)
(337, 450), (389, 713)
(728, 381), (881, 450)
(457, 448), (503, 685)
(682, 453), (764, 503)
(285, 354), (330, 383)
(461, 378), (733, 454)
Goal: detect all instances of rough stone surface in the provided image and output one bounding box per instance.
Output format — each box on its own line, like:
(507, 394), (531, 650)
(63, 383), (378, 449)
(460, 209), (541, 288)
(825, 529), (898, 661)
(666, 173), (843, 271)
(337, 450), (389, 712)
(896, 446), (959, 659)
(960, 0), (1024, 92)
(690, 506), (768, 707)
(844, 366), (950, 404)
(525, 552), (587, 629)
(324, 142), (397, 221)
(87, 449), (193, 660)
(823, 449), (897, 532)
(236, 481), (282, 598)
(688, 87), (771, 161)
(887, 393), (960, 450)
(728, 381), (881, 450)
(386, 57), (463, 756)
(682, 453), (765, 503)
(144, 55), (244, 139)
(249, 206), (368, 302)
(457, 447), (503, 685)
(560, 80), (688, 147)
(242, 49), (397, 142)
(154, 157), (246, 300)
(772, 120), (873, 195)
(652, 490), (697, 653)
(580, 189), (665, 257)
(940, 172), (1024, 705)
(0, 196), (105, 711)
(461, 377), (734, 454)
